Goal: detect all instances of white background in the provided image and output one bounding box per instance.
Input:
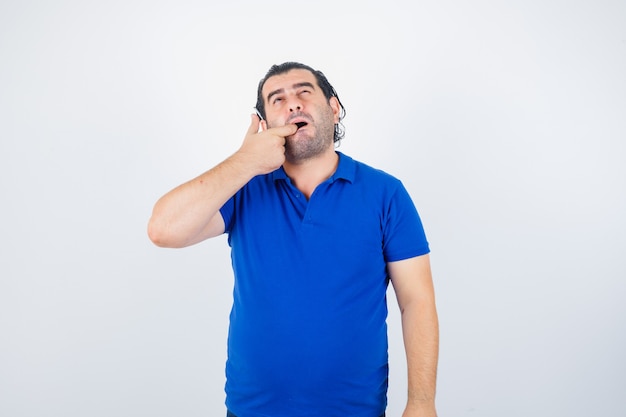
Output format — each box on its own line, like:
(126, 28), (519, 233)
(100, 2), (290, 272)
(1, 1), (625, 416)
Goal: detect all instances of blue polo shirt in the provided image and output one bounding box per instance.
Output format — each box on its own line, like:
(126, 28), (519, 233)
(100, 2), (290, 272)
(220, 152), (429, 417)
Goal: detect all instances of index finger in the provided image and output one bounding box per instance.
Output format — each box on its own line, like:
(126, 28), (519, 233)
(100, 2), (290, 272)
(268, 123), (298, 138)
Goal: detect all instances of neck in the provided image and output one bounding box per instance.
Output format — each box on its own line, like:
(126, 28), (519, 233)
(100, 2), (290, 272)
(283, 149), (339, 199)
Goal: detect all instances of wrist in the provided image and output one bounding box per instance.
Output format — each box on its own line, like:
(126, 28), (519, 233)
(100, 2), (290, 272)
(227, 150), (262, 179)
(403, 400), (437, 417)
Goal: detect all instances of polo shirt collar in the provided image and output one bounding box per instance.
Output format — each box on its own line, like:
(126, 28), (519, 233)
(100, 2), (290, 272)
(330, 152), (356, 183)
(270, 151), (355, 184)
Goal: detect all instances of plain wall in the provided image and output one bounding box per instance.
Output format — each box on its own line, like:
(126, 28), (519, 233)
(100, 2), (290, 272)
(1, 1), (625, 416)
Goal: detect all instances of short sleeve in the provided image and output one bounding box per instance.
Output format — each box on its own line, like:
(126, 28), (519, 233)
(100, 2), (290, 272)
(220, 194), (236, 234)
(382, 182), (430, 262)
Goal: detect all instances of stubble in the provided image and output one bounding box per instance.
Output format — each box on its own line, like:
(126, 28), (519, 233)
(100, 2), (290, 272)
(284, 105), (336, 164)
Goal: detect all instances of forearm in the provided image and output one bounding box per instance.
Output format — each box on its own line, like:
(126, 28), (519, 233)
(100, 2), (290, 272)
(148, 115), (295, 248)
(147, 152), (257, 248)
(401, 298), (439, 412)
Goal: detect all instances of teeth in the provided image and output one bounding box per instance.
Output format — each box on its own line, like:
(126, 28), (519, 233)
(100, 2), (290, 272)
(295, 122), (307, 129)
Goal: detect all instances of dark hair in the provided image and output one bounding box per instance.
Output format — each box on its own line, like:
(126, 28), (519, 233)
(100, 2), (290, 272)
(255, 62), (346, 143)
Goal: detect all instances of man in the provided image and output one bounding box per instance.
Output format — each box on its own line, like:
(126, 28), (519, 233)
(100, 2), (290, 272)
(148, 62), (439, 417)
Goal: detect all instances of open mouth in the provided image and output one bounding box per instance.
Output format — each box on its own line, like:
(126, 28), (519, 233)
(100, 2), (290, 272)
(295, 121), (308, 129)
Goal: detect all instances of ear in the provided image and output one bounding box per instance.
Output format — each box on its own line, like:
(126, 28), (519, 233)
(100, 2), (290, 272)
(329, 96), (341, 124)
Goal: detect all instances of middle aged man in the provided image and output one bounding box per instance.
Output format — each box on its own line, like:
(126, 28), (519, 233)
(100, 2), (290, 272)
(148, 62), (439, 417)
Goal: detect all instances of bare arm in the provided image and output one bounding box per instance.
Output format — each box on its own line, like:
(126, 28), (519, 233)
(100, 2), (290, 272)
(147, 115), (297, 248)
(388, 254), (439, 417)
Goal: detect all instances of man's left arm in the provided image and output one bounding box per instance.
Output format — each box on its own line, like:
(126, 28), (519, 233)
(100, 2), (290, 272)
(388, 254), (439, 417)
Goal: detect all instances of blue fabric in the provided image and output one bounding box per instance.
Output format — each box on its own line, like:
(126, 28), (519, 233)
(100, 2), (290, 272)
(220, 152), (429, 417)
(227, 410), (385, 417)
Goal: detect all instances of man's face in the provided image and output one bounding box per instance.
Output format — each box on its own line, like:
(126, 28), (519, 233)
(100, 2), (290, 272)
(262, 69), (340, 163)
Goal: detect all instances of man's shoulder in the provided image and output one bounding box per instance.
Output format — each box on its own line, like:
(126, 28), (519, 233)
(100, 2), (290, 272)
(340, 152), (403, 186)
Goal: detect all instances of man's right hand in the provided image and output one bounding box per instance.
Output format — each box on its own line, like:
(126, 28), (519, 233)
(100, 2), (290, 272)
(236, 114), (298, 176)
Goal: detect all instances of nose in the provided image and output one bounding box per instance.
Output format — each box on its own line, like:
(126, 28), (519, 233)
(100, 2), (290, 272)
(287, 96), (303, 112)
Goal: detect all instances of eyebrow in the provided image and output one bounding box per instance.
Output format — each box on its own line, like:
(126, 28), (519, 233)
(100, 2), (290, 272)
(266, 82), (316, 103)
